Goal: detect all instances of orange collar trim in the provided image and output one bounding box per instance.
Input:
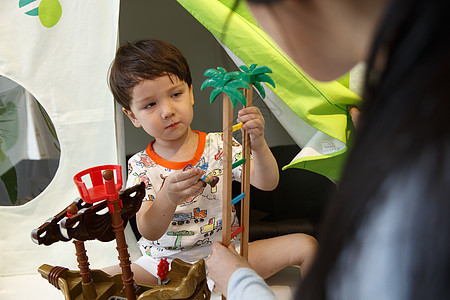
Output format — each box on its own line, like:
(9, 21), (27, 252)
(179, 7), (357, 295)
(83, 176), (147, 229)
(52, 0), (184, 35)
(145, 131), (206, 170)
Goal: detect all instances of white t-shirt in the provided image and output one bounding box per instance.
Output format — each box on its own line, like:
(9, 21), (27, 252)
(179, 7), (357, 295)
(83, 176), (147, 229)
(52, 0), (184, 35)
(126, 131), (243, 262)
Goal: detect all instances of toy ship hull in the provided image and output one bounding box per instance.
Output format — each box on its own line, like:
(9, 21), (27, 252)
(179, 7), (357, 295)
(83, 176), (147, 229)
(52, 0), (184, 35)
(39, 258), (210, 300)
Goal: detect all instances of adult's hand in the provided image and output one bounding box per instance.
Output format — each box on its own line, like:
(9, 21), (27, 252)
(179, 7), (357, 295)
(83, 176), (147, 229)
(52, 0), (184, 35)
(207, 242), (253, 297)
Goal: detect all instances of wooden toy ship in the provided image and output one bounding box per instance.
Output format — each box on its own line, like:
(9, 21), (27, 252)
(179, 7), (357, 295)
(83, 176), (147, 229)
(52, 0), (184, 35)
(32, 165), (210, 300)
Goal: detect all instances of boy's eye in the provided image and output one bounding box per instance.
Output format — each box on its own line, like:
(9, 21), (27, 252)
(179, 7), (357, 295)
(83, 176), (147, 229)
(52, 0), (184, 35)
(171, 92), (182, 98)
(145, 102), (156, 108)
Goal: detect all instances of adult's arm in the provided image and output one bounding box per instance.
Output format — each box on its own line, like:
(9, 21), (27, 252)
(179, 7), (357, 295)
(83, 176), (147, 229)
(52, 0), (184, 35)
(207, 242), (277, 299)
(228, 268), (277, 300)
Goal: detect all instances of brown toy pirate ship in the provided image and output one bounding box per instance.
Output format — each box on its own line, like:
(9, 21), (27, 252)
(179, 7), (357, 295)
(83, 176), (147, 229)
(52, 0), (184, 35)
(32, 165), (210, 300)
(37, 259), (210, 300)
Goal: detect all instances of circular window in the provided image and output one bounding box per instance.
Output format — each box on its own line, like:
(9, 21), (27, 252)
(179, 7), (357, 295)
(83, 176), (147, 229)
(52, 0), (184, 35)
(0, 75), (60, 206)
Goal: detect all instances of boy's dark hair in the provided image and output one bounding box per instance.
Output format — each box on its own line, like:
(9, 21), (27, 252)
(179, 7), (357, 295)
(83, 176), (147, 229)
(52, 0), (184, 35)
(108, 39), (192, 110)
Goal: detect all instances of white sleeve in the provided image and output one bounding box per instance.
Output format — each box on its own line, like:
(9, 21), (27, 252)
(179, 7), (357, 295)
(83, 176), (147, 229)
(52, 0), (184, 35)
(126, 154), (157, 202)
(227, 268), (277, 300)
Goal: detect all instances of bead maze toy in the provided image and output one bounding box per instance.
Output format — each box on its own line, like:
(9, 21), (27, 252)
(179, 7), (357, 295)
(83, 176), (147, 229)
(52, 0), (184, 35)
(32, 165), (211, 300)
(201, 64), (275, 259)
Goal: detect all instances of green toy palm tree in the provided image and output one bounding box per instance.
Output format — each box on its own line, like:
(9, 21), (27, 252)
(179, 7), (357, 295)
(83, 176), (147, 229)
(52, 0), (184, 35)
(200, 67), (249, 107)
(238, 64), (275, 99)
(200, 63), (276, 261)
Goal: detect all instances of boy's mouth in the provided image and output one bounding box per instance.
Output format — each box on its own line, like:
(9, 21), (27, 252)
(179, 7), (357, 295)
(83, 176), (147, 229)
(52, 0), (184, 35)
(166, 122), (180, 129)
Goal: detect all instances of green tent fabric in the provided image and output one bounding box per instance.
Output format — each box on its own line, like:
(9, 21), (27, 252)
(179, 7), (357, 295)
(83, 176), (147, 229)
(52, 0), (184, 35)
(177, 0), (362, 181)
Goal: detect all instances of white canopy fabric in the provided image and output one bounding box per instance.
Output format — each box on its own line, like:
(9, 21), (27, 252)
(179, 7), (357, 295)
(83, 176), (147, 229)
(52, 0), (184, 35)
(0, 0), (139, 277)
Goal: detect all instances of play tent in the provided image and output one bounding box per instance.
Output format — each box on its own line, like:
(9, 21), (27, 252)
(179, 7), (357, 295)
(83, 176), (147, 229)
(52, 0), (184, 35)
(0, 0), (140, 294)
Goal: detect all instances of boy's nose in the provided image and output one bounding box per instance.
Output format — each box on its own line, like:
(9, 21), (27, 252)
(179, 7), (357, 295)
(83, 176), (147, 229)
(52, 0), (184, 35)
(161, 100), (175, 119)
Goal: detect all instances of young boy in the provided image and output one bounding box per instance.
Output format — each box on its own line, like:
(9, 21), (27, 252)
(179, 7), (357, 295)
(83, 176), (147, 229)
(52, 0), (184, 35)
(106, 39), (318, 287)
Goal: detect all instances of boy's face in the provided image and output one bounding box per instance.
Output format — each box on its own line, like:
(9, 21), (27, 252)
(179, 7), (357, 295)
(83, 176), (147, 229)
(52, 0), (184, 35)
(123, 74), (194, 144)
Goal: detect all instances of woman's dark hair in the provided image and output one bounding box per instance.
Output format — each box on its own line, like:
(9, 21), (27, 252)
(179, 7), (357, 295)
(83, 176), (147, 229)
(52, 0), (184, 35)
(108, 39), (192, 110)
(297, 0), (450, 299)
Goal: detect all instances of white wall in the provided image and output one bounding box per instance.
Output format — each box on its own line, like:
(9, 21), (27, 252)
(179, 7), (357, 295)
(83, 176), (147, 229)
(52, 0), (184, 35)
(118, 0), (295, 157)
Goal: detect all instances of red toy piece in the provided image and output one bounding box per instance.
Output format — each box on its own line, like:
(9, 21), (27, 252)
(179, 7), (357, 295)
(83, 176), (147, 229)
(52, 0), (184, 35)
(73, 164), (122, 204)
(157, 258), (170, 285)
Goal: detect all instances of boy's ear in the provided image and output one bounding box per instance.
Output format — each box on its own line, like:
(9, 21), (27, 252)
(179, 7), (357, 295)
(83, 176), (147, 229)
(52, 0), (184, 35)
(122, 107), (141, 128)
(189, 85), (194, 105)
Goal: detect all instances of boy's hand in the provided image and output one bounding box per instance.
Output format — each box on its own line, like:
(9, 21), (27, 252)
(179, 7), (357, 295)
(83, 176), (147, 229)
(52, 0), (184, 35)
(161, 168), (205, 206)
(237, 107), (265, 150)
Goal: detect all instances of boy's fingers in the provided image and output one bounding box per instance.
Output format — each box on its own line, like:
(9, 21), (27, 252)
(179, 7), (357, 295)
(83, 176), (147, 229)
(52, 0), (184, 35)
(241, 119), (264, 131)
(172, 168), (203, 182)
(245, 129), (263, 138)
(177, 175), (204, 191)
(237, 112), (264, 123)
(238, 106), (260, 116)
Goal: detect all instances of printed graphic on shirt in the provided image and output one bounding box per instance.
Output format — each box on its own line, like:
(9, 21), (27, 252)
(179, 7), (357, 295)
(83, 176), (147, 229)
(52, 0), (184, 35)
(194, 238), (212, 247)
(200, 217), (222, 238)
(166, 230), (195, 250)
(171, 207), (207, 226)
(142, 243), (164, 257)
(196, 157), (208, 171)
(131, 171), (152, 191)
(214, 147), (223, 161)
